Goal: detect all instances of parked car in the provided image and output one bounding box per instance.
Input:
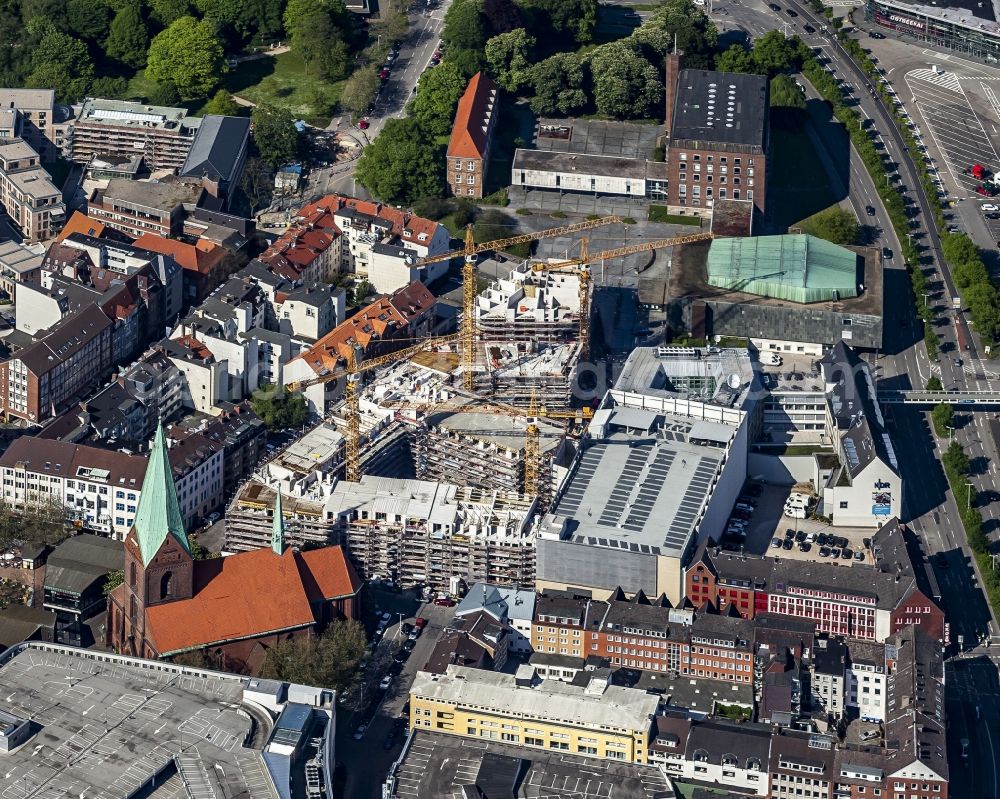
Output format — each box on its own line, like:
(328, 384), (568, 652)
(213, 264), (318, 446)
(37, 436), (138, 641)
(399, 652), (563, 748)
(798, 542), (812, 552)
(853, 550), (865, 561)
(782, 539), (794, 550)
(379, 675), (392, 691)
(841, 548), (853, 560)
(353, 724), (367, 740)
(414, 617), (428, 630)
(819, 546), (831, 558)
(771, 537), (783, 548)
(403, 639), (416, 652)
(358, 118), (370, 130)
(381, 612), (392, 623)
(869, 30), (885, 38)
(795, 530), (807, 543)
(768, 2), (780, 9)
(982, 203), (999, 212)
(434, 597), (455, 607)
(379, 68), (390, 80)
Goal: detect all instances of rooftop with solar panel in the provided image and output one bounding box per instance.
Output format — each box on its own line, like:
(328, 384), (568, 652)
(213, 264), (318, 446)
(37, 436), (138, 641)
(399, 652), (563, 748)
(0, 643), (335, 799)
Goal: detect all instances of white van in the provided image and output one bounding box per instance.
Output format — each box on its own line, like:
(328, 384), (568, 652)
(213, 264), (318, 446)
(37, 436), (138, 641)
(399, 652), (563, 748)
(783, 505), (808, 519)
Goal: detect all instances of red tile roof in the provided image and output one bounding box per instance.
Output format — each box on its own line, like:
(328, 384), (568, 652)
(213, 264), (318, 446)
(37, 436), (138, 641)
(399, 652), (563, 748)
(143, 545), (358, 654)
(447, 72), (498, 160)
(290, 280), (435, 375)
(57, 211), (108, 242)
(134, 234), (225, 275)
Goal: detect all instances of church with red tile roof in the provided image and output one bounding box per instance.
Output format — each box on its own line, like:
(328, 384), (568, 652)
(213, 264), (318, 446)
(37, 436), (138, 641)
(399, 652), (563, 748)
(106, 425), (361, 673)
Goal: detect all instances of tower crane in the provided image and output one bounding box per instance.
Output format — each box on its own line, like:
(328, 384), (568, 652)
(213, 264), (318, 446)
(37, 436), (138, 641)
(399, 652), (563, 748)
(531, 231), (716, 356)
(379, 391), (593, 497)
(413, 215), (624, 390)
(287, 334), (460, 481)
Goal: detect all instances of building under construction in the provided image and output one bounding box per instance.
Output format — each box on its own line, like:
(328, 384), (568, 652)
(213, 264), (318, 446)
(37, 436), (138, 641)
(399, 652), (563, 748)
(472, 339), (584, 408)
(475, 261), (581, 342)
(224, 475), (542, 590)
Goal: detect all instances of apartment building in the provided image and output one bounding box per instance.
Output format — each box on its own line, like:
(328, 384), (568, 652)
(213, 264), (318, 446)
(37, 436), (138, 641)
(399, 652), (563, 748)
(160, 335), (229, 413)
(176, 401), (265, 496)
(0, 303), (114, 423)
(684, 519), (946, 643)
(768, 730), (837, 799)
(0, 240), (44, 301)
(69, 98), (200, 171)
(39, 348), (185, 448)
(476, 261), (582, 342)
(283, 281), (437, 415)
(409, 664), (659, 764)
(167, 429), (223, 528)
(454, 583), (536, 655)
(276, 284), (343, 341)
(0, 88), (67, 160)
(0, 139), (65, 242)
(447, 72), (498, 199)
(0, 436), (146, 538)
(530, 590), (602, 660)
(846, 640), (887, 723)
(88, 177), (205, 239)
(811, 637), (847, 719)
(664, 55), (769, 216)
(133, 232), (227, 304)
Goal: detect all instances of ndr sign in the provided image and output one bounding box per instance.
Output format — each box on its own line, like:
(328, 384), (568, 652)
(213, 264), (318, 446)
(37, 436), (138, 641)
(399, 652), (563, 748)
(872, 480), (892, 516)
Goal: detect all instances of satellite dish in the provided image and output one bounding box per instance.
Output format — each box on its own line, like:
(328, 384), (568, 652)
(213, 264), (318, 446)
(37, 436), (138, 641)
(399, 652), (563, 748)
(728, 373), (741, 389)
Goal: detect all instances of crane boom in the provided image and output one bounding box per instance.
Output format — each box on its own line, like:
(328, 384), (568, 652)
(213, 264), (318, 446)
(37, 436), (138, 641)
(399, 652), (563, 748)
(533, 231), (715, 352)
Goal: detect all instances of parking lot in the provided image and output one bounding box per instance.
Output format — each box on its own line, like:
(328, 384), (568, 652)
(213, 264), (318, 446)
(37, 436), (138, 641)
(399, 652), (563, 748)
(904, 67), (1000, 199)
(718, 482), (874, 567)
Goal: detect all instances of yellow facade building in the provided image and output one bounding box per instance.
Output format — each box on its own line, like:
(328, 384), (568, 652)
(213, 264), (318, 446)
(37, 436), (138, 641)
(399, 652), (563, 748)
(408, 664), (660, 764)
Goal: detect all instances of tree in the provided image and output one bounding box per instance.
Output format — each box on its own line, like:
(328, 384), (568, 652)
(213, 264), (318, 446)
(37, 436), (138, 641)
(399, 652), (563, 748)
(355, 116), (445, 204)
(146, 16), (225, 100)
(932, 402), (954, 438)
(148, 0), (191, 26)
(251, 104), (300, 168)
(259, 620), (367, 691)
(203, 89), (241, 116)
(751, 29), (801, 77)
(90, 76), (130, 98)
(770, 74), (806, 109)
(443, 0), (487, 50)
(197, 0), (283, 42)
(250, 384), (310, 430)
(241, 157), (273, 212)
(105, 2), (149, 70)
(714, 44), (755, 74)
(800, 206), (859, 246)
(482, 0), (521, 35)
(27, 30), (94, 103)
(0, 578), (27, 610)
(0, 499), (73, 554)
(447, 47), (487, 79)
(410, 61), (468, 136)
(518, 0), (597, 45)
(650, 0), (717, 59)
(298, 16), (350, 80)
(588, 40), (663, 120)
(484, 28), (535, 92)
(147, 80), (180, 105)
(926, 376), (943, 391)
(529, 52), (586, 116)
(103, 569), (124, 596)
(67, 0), (112, 42)
(943, 439), (969, 475)
(341, 67), (380, 119)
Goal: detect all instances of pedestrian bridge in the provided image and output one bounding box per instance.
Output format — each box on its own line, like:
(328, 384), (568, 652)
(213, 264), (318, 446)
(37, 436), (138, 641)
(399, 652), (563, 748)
(877, 390), (1000, 407)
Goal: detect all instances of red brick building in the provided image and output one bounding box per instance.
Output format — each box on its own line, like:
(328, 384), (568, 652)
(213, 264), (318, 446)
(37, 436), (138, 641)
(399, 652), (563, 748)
(447, 72), (499, 199)
(683, 519), (945, 644)
(107, 425), (360, 673)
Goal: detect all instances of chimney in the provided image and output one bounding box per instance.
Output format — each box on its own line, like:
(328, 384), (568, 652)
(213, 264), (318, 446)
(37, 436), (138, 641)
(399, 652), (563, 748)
(664, 51), (684, 138)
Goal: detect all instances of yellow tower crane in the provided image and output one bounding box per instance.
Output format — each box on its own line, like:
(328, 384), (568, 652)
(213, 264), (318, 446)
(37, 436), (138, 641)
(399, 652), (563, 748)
(531, 231), (716, 356)
(380, 392), (592, 496)
(412, 215), (624, 390)
(288, 334), (460, 481)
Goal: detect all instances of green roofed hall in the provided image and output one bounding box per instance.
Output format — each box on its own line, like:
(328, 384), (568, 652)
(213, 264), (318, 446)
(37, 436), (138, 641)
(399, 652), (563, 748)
(706, 234), (859, 304)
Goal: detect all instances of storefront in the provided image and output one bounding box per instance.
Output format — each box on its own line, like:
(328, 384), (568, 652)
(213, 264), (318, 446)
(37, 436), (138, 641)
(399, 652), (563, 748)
(866, 0), (1000, 61)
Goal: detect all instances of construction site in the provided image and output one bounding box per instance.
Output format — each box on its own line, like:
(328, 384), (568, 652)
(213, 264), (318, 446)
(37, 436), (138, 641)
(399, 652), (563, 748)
(227, 218), (716, 589)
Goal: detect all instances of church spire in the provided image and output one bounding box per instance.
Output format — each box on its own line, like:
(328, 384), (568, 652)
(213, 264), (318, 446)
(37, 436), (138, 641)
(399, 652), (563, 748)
(271, 490), (286, 555)
(134, 423), (189, 565)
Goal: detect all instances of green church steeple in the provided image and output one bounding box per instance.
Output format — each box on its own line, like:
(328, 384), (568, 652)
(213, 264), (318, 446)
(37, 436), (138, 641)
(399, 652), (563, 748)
(134, 423), (190, 565)
(272, 490), (286, 555)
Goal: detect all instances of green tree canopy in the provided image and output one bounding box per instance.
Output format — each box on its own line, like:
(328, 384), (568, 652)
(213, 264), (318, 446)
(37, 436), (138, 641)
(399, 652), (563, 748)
(28, 30), (94, 103)
(148, 0), (192, 26)
(410, 61), (468, 136)
(482, 0), (521, 34)
(529, 52), (586, 116)
(197, 0), (283, 42)
(203, 89), (241, 115)
(587, 40), (663, 119)
(259, 620), (367, 691)
(284, 0), (354, 79)
(518, 0), (597, 46)
(932, 402), (954, 437)
(146, 16), (225, 99)
(714, 44), (755, 74)
(250, 383), (310, 430)
(751, 29), (801, 77)
(251, 104), (300, 168)
(67, 0), (112, 41)
(105, 2), (149, 70)
(770, 74), (806, 109)
(651, 0), (717, 59)
(800, 206), (859, 246)
(943, 439), (969, 475)
(443, 0), (487, 50)
(341, 67), (380, 119)
(355, 116), (445, 204)
(484, 27), (535, 92)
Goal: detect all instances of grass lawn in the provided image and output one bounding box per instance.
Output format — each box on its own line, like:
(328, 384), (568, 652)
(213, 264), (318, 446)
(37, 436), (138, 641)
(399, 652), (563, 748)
(126, 70), (159, 103)
(223, 51), (344, 123)
(768, 121), (838, 229)
(648, 205), (702, 225)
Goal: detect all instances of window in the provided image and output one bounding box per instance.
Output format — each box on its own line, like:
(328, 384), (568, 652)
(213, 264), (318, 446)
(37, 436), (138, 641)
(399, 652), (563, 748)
(839, 501), (849, 509)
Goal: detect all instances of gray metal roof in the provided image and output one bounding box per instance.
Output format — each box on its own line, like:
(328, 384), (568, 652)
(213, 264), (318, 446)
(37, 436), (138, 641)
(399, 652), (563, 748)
(44, 534), (123, 595)
(670, 69), (768, 148)
(181, 115), (251, 184)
